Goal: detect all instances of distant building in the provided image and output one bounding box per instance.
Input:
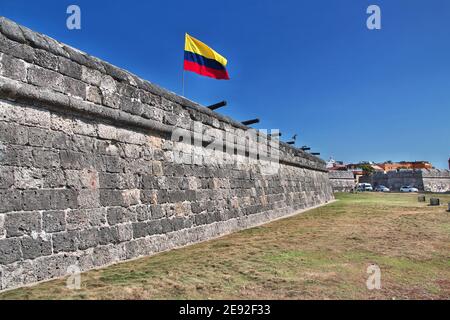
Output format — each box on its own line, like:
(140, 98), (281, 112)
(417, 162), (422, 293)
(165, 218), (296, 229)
(326, 158), (347, 171)
(377, 161), (433, 173)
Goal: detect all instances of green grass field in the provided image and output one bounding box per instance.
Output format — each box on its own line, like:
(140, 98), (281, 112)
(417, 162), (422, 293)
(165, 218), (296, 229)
(1, 192), (449, 300)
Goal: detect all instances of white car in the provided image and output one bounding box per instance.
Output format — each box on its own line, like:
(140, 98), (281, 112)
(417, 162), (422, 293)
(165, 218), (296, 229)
(375, 185), (390, 192)
(357, 183), (373, 192)
(400, 186), (419, 193)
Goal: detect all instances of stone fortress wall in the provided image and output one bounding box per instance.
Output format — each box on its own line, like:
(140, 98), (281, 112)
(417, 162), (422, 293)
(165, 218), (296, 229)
(327, 171), (355, 192)
(0, 17), (334, 291)
(367, 170), (450, 193)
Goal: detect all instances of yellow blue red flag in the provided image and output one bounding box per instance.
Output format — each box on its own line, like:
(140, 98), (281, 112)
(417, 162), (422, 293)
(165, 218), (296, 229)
(184, 34), (230, 80)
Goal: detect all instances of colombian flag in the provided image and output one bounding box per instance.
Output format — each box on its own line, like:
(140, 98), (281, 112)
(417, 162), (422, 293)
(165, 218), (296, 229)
(184, 34), (230, 80)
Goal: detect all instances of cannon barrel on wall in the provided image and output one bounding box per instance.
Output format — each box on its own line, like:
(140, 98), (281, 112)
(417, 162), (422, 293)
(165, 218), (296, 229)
(207, 101), (227, 111)
(269, 132), (282, 137)
(241, 118), (260, 126)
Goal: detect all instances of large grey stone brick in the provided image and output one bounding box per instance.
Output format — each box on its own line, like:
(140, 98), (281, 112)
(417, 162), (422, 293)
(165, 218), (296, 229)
(58, 57), (82, 79)
(4, 211), (41, 238)
(77, 189), (100, 209)
(0, 190), (23, 213)
(0, 53), (27, 81)
(0, 167), (14, 189)
(78, 228), (99, 250)
(0, 17), (26, 43)
(52, 231), (79, 253)
(61, 76), (86, 99)
(0, 238), (22, 264)
(99, 190), (126, 207)
(30, 254), (78, 283)
(32, 149), (60, 169)
(33, 48), (58, 71)
(21, 236), (52, 260)
(60, 150), (90, 170)
(117, 224), (133, 242)
(98, 226), (120, 245)
(21, 190), (51, 211)
(132, 222), (148, 239)
(42, 210), (66, 233)
(0, 122), (29, 145)
(107, 207), (136, 226)
(27, 127), (54, 148)
(27, 65), (63, 91)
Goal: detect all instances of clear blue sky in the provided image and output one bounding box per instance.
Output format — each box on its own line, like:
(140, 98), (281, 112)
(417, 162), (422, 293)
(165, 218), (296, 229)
(1, 0), (449, 168)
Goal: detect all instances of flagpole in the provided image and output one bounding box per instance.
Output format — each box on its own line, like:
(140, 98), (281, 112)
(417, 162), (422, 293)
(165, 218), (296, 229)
(182, 69), (185, 97)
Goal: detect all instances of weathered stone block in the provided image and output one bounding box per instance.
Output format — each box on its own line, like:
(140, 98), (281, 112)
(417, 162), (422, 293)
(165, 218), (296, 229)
(150, 205), (165, 220)
(21, 236), (52, 260)
(0, 238), (22, 264)
(0, 53), (27, 81)
(141, 190), (158, 205)
(0, 122), (29, 145)
(122, 189), (141, 206)
(4, 211), (41, 237)
(0, 17), (26, 43)
(27, 65), (63, 91)
(147, 220), (163, 235)
(86, 85), (103, 104)
(32, 149), (60, 169)
(0, 34), (34, 63)
(66, 208), (106, 230)
(98, 226), (120, 245)
(42, 211), (66, 233)
(102, 91), (121, 109)
(50, 189), (78, 210)
(99, 190), (126, 207)
(81, 66), (102, 86)
(61, 76), (86, 99)
(161, 218), (173, 233)
(34, 49), (58, 71)
(0, 167), (14, 189)
(117, 224), (133, 242)
(0, 190), (23, 213)
(27, 127), (53, 148)
(30, 254), (77, 283)
(52, 231), (79, 253)
(77, 189), (100, 209)
(60, 150), (90, 170)
(78, 228), (99, 250)
(58, 57), (82, 79)
(132, 222), (148, 239)
(107, 207), (136, 225)
(103, 156), (125, 173)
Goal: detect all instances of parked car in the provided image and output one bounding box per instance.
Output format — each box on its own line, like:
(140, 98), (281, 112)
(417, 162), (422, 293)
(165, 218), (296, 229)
(400, 186), (419, 193)
(357, 183), (373, 192)
(374, 185), (390, 192)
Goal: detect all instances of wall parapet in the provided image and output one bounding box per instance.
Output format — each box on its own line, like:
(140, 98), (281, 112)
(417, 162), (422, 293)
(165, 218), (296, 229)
(0, 16), (325, 172)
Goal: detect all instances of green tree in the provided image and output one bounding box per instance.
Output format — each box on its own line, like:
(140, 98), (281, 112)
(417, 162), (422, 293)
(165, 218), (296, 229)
(360, 164), (375, 175)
